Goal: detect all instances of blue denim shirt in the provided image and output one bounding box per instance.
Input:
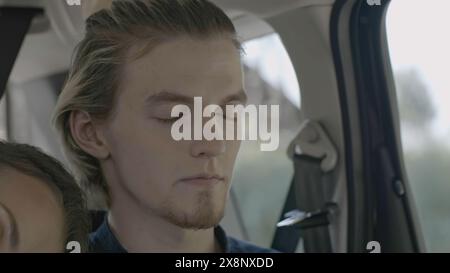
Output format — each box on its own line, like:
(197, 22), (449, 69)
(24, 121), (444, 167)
(89, 218), (279, 253)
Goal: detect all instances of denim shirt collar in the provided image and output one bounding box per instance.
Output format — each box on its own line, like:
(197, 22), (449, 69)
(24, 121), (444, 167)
(89, 218), (231, 253)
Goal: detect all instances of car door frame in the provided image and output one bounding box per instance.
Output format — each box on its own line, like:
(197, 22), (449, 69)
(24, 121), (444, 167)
(330, 0), (425, 252)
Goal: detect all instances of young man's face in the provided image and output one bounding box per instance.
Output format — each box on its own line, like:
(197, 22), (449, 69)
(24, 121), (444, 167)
(101, 37), (244, 229)
(0, 168), (65, 252)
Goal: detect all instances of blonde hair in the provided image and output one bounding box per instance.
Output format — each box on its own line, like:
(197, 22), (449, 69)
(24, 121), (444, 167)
(52, 0), (240, 207)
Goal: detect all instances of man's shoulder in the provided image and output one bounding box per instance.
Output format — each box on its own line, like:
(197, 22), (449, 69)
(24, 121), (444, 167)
(88, 229), (106, 253)
(226, 236), (280, 253)
(215, 225), (280, 253)
(88, 219), (280, 253)
(88, 219), (127, 253)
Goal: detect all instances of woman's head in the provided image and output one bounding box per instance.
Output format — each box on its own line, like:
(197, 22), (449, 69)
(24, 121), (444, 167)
(0, 141), (89, 252)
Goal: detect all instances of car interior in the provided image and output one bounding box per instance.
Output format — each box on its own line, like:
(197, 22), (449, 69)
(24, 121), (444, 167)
(1, 0), (449, 253)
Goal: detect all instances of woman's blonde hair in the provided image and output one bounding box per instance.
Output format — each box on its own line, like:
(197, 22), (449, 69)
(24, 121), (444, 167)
(52, 0), (240, 207)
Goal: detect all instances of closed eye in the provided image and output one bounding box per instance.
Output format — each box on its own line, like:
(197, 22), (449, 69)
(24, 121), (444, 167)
(155, 112), (184, 124)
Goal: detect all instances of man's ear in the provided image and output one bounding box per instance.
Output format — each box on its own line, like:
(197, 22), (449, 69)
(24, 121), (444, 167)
(69, 110), (110, 160)
(0, 203), (15, 253)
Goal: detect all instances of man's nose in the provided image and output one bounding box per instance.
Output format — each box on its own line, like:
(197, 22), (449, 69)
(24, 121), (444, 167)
(190, 139), (226, 158)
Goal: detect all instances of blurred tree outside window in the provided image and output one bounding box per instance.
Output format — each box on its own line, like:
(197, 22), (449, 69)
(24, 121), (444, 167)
(387, 0), (450, 252)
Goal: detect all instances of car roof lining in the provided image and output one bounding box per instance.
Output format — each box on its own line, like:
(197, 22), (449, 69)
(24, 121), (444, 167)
(7, 0), (334, 85)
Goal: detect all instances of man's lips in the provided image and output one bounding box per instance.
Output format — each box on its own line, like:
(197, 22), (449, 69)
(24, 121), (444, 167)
(178, 174), (225, 186)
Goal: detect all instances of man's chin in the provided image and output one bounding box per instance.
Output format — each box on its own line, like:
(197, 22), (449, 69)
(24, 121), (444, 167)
(158, 190), (228, 229)
(165, 208), (225, 230)
(156, 201), (224, 230)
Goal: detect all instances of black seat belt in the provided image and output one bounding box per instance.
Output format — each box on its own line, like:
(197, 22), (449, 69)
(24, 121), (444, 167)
(271, 120), (338, 253)
(271, 177), (302, 252)
(0, 7), (42, 100)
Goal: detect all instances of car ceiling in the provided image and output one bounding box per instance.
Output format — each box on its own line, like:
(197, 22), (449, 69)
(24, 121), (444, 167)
(8, 0), (331, 84)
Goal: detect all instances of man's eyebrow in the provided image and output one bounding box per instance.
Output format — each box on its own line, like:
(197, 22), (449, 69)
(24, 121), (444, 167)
(0, 203), (19, 248)
(145, 89), (248, 106)
(145, 90), (193, 106)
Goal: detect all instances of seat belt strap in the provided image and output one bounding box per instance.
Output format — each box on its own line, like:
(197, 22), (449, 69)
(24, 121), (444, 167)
(272, 120), (338, 253)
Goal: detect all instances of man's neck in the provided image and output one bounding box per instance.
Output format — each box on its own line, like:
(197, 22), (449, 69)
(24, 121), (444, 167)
(107, 199), (221, 253)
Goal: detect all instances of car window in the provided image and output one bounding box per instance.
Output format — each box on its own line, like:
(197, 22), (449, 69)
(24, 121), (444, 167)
(231, 33), (302, 249)
(386, 0), (450, 252)
(5, 73), (67, 161)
